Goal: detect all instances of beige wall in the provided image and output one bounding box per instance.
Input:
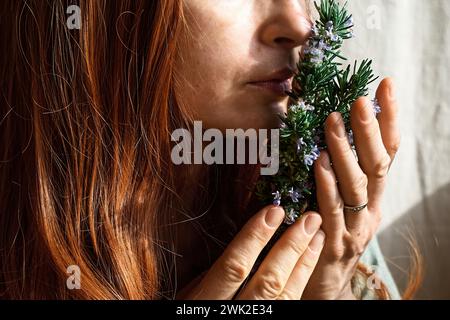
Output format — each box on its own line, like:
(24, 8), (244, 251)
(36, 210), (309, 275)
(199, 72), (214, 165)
(343, 0), (450, 299)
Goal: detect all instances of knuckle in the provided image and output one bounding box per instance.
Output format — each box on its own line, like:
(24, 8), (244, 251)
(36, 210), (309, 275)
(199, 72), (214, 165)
(390, 137), (401, 154)
(255, 271), (284, 299)
(277, 289), (297, 300)
(330, 202), (344, 215)
(347, 240), (366, 258)
(246, 227), (269, 247)
(300, 255), (317, 271)
(221, 255), (250, 284)
(372, 154), (391, 179)
(349, 174), (368, 198)
(341, 144), (355, 159)
(342, 233), (367, 260)
(326, 243), (345, 261)
(285, 237), (309, 257)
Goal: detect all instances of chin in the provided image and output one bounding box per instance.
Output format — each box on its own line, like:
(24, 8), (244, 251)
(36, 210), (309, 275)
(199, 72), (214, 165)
(202, 98), (289, 130)
(255, 102), (288, 129)
(235, 110), (286, 130)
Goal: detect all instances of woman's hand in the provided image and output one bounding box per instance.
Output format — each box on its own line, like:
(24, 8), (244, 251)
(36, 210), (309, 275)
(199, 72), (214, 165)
(178, 205), (326, 300)
(302, 78), (400, 299)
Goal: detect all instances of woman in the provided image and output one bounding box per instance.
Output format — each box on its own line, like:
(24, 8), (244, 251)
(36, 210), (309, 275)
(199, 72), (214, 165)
(0, 0), (416, 299)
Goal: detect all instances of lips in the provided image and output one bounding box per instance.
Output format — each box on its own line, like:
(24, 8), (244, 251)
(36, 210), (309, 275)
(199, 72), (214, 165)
(248, 78), (293, 97)
(247, 68), (294, 97)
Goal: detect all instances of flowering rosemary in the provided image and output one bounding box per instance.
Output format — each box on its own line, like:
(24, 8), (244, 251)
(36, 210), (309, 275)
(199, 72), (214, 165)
(255, 0), (378, 225)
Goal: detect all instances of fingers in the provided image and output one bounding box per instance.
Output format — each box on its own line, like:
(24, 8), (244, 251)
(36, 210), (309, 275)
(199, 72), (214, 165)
(314, 150), (345, 242)
(375, 78), (401, 162)
(350, 96), (391, 211)
(237, 213), (322, 300)
(324, 112), (369, 232)
(278, 230), (325, 299)
(188, 205), (285, 299)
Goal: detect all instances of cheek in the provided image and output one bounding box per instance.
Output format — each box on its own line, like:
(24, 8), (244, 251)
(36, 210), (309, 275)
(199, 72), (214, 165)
(176, 40), (284, 130)
(175, 2), (255, 128)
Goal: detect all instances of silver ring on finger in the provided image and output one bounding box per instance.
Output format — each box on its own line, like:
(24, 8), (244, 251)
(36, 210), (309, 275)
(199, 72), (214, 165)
(343, 202), (368, 214)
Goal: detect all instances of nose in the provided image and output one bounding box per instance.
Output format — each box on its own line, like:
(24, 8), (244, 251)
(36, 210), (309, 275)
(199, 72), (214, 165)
(259, 0), (312, 50)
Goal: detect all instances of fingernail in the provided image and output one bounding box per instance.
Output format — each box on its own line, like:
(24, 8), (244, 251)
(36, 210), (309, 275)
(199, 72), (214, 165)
(333, 114), (346, 138)
(308, 230), (326, 253)
(265, 207), (285, 228)
(304, 214), (322, 235)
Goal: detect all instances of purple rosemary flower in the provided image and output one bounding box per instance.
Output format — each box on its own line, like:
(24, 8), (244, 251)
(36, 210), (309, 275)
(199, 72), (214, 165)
(344, 16), (355, 38)
(304, 145), (321, 166)
(325, 21), (334, 31)
(291, 100), (314, 113)
(284, 208), (297, 225)
(348, 129), (354, 145)
(344, 16), (354, 28)
(372, 98), (381, 115)
(299, 100), (314, 111)
(305, 46), (325, 64)
(326, 30), (341, 43)
(288, 187), (302, 203)
(311, 25), (320, 38)
(272, 190), (281, 206)
(317, 39), (332, 51)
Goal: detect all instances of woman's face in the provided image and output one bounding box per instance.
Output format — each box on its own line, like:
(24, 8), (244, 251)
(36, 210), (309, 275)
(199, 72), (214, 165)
(176, 0), (312, 130)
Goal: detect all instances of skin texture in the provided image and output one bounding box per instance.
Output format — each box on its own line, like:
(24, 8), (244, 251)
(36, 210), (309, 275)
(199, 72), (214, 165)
(176, 0), (311, 130)
(176, 0), (400, 300)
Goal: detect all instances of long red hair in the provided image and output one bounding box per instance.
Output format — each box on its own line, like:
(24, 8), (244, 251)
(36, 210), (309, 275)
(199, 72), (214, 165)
(0, 0), (195, 299)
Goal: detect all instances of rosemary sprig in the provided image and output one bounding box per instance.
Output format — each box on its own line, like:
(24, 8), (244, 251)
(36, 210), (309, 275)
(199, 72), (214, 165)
(256, 0), (379, 224)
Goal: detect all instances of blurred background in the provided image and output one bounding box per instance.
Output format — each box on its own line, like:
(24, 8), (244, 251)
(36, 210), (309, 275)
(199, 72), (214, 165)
(342, 0), (450, 299)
